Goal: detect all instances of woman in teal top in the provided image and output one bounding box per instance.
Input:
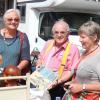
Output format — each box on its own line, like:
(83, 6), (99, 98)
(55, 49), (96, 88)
(0, 9), (30, 74)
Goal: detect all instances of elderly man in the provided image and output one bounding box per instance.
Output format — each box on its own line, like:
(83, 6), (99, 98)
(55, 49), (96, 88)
(36, 19), (80, 100)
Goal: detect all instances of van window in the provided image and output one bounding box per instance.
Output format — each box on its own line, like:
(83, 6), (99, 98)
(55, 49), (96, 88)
(17, 4), (26, 23)
(39, 12), (100, 41)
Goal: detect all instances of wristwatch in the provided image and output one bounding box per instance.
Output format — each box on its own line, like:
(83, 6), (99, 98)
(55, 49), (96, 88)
(82, 84), (86, 91)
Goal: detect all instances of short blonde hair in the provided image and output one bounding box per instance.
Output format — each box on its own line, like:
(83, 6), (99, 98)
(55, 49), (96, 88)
(78, 21), (100, 43)
(3, 9), (21, 21)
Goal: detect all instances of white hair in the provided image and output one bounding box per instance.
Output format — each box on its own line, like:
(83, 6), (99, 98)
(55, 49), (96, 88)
(52, 19), (70, 33)
(3, 9), (21, 20)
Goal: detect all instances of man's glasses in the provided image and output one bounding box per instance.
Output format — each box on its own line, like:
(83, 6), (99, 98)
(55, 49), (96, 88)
(53, 31), (69, 35)
(6, 18), (20, 22)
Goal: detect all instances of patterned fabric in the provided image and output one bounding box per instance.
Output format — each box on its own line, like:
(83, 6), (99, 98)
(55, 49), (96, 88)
(62, 92), (100, 100)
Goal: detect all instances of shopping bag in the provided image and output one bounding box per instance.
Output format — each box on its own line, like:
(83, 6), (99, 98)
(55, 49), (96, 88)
(30, 88), (51, 100)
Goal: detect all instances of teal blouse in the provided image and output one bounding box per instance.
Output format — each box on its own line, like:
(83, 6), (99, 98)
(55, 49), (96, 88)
(0, 31), (30, 68)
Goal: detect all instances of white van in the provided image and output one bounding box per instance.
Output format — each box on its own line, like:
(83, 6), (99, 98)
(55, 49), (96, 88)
(17, 0), (100, 53)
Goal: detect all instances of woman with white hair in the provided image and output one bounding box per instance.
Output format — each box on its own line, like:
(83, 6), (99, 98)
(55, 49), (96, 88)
(0, 9), (30, 75)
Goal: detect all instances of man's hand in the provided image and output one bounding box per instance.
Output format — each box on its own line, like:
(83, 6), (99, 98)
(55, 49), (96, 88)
(47, 80), (58, 90)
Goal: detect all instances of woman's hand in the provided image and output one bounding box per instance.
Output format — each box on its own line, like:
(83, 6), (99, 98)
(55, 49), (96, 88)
(64, 81), (83, 94)
(69, 83), (83, 94)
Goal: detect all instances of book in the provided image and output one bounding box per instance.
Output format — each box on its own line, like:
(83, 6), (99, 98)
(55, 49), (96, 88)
(30, 66), (58, 90)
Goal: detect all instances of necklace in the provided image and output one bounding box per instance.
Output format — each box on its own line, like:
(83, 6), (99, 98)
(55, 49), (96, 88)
(84, 45), (99, 56)
(3, 32), (17, 46)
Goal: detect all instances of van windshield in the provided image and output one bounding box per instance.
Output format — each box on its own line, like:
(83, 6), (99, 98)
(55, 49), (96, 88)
(39, 12), (100, 41)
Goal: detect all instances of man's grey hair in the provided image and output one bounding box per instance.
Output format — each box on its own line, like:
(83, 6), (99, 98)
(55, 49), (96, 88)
(52, 19), (70, 33)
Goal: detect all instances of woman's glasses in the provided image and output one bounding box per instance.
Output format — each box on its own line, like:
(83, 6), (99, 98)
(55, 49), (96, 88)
(6, 18), (20, 22)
